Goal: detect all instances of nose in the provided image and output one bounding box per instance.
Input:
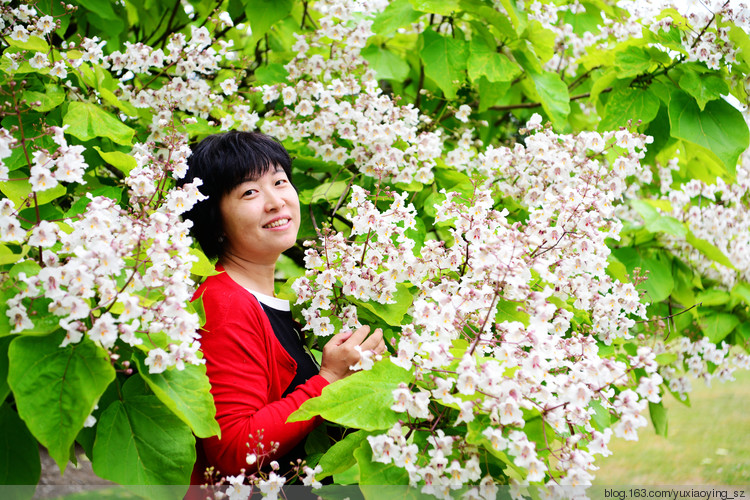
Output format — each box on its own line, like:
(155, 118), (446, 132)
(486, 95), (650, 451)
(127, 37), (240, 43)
(264, 188), (285, 212)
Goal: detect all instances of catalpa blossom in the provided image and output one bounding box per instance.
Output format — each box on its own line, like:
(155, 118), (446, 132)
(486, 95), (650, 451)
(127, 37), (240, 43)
(144, 348), (170, 374)
(256, 472), (285, 500)
(219, 77), (237, 95)
(455, 104), (471, 123)
(28, 52), (48, 69)
(348, 344), (380, 371)
(9, 25), (29, 42)
(28, 221), (58, 247)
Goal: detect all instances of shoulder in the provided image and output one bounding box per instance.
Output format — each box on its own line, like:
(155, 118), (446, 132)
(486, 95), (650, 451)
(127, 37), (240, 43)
(193, 270), (265, 327)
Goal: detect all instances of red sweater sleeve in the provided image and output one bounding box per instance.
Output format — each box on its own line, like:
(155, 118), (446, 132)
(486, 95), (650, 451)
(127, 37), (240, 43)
(196, 273), (328, 476)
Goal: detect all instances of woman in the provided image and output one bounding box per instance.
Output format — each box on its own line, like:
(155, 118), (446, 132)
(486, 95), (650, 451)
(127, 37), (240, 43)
(179, 131), (385, 483)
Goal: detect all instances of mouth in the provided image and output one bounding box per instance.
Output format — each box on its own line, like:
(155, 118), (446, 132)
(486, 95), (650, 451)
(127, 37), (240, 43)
(263, 218), (291, 229)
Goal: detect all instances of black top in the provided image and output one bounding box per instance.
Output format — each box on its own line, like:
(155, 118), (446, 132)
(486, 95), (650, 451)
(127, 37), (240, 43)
(255, 297), (321, 477)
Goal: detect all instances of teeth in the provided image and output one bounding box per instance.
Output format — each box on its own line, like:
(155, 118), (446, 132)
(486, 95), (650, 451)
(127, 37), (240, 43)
(264, 219), (289, 228)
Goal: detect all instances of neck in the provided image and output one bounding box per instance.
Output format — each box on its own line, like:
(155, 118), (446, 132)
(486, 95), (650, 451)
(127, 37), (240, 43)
(219, 252), (276, 296)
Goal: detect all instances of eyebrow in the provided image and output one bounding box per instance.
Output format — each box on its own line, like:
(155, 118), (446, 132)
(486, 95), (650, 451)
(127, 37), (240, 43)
(236, 166), (286, 185)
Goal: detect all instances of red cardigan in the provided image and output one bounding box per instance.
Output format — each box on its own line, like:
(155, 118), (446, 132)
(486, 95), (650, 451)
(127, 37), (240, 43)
(190, 268), (328, 482)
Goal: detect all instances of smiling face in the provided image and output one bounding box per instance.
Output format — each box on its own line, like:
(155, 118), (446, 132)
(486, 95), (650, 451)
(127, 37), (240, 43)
(218, 166), (300, 265)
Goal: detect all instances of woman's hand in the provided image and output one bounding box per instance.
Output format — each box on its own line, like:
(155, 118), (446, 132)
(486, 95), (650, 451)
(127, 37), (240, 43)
(318, 325), (386, 384)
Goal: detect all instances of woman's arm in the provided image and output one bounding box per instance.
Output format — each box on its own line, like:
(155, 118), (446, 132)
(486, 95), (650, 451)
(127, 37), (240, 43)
(197, 285), (328, 476)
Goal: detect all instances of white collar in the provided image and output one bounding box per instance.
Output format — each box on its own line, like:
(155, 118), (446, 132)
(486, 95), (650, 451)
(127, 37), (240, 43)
(246, 289), (290, 311)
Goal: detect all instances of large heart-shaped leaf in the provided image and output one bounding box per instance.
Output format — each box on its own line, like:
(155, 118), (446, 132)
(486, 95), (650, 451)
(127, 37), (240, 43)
(8, 333), (115, 471)
(289, 360), (412, 431)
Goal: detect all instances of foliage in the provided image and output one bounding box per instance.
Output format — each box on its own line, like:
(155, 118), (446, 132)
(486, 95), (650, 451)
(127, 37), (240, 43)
(1, 0), (750, 498)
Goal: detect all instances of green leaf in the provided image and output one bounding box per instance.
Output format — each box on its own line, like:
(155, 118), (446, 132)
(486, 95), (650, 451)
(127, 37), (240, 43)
(0, 179), (66, 210)
(8, 333), (115, 471)
(63, 101), (135, 145)
(611, 248), (673, 303)
(730, 281), (750, 307)
(669, 90), (749, 175)
(0, 403), (41, 485)
(133, 354), (219, 439)
(606, 254), (629, 283)
(0, 336), (11, 401)
(361, 45), (411, 81)
(420, 29), (469, 99)
(513, 47), (570, 129)
(737, 323), (750, 342)
(0, 244), (23, 267)
(468, 35), (520, 83)
(465, 415), (524, 475)
(22, 84), (66, 112)
(352, 284), (413, 327)
(6, 35), (49, 52)
(292, 156), (342, 175)
(254, 63), (289, 85)
(629, 199), (687, 237)
(465, 2), (517, 40)
(648, 401), (668, 437)
(599, 87), (660, 131)
(526, 20), (556, 63)
(694, 289), (729, 307)
(66, 186), (124, 217)
(698, 313), (739, 344)
(74, 0), (120, 19)
(679, 72), (729, 111)
(92, 387), (194, 497)
(245, 0), (294, 40)
(299, 180), (349, 205)
(409, 0), (460, 15)
(614, 46), (652, 78)
(728, 25), (750, 66)
(93, 147), (136, 176)
(373, 0), (424, 36)
(355, 440), (410, 485)
(654, 352), (678, 365)
(496, 0), (524, 32)
(685, 231), (735, 270)
(317, 430), (372, 479)
(496, 298), (530, 325)
(11, 297), (61, 336)
(188, 247), (218, 277)
(289, 360), (413, 430)
(99, 87), (139, 117)
(590, 399), (611, 432)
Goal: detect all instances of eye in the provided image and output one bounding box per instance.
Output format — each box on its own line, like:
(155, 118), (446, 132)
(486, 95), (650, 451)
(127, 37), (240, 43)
(275, 178), (288, 186)
(242, 188), (258, 197)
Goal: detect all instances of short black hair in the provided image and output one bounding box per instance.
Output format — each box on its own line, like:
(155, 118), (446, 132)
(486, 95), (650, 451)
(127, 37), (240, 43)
(178, 131), (293, 260)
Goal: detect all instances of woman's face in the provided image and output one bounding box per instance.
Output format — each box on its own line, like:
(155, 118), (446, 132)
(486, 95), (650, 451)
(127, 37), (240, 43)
(218, 166), (300, 265)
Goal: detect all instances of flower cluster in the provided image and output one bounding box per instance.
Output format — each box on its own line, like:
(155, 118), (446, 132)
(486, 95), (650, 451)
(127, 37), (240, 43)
(656, 158), (750, 288)
(292, 118), (675, 493)
(293, 184), (419, 336)
(3, 115), (206, 374)
(258, 0), (442, 184)
(620, 0), (747, 71)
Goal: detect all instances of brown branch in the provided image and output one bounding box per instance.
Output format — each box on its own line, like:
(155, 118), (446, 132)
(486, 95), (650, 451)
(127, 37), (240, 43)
(488, 88), (612, 112)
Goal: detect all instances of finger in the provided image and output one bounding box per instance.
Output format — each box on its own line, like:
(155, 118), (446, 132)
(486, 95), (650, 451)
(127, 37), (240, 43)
(329, 329), (353, 345)
(359, 328), (384, 350)
(343, 325), (371, 346)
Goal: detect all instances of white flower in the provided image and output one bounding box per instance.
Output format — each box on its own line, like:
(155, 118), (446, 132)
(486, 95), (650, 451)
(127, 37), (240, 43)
(455, 104), (471, 123)
(257, 472), (285, 500)
(28, 221), (58, 247)
(349, 344), (380, 371)
(219, 78), (237, 95)
(28, 52), (49, 69)
(10, 25), (29, 42)
(301, 465), (323, 489)
(144, 348), (170, 374)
